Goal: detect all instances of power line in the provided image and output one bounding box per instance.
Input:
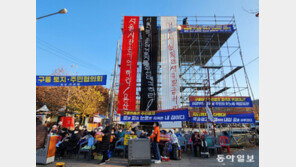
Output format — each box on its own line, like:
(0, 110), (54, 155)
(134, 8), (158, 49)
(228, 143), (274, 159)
(37, 46), (100, 73)
(36, 37), (109, 73)
(37, 38), (99, 69)
(245, 57), (259, 66)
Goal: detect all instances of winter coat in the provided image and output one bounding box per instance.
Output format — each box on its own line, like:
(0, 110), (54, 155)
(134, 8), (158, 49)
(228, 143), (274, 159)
(101, 125), (111, 151)
(191, 134), (201, 146)
(169, 129), (179, 144)
(149, 126), (160, 142)
(36, 121), (48, 149)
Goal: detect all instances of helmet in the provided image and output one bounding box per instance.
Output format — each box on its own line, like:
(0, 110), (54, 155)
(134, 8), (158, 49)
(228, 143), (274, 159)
(193, 129), (199, 133)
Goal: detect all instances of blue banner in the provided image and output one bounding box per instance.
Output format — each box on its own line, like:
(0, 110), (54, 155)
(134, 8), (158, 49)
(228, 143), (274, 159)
(190, 97), (253, 108)
(190, 113), (255, 124)
(36, 75), (107, 86)
(121, 108), (189, 122)
(181, 25), (234, 33)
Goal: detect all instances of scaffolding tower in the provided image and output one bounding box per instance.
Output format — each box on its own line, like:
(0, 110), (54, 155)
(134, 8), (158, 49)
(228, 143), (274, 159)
(110, 15), (257, 122)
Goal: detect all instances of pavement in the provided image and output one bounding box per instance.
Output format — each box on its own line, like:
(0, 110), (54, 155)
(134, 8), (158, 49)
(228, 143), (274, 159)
(37, 147), (258, 167)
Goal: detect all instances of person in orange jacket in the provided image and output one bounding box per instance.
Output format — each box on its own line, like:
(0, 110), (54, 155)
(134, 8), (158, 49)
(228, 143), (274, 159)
(149, 122), (161, 164)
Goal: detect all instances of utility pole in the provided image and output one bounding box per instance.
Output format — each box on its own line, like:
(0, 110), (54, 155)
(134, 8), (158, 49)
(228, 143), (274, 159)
(109, 40), (120, 121)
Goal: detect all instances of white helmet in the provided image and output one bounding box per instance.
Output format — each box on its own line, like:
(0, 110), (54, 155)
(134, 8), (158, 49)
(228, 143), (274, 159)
(193, 129), (199, 133)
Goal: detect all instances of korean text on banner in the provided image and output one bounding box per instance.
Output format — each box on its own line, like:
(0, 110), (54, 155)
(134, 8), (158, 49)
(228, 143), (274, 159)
(190, 112), (255, 124)
(160, 16), (181, 128)
(36, 75), (107, 86)
(117, 16), (139, 114)
(189, 96), (253, 108)
(180, 25), (234, 33)
(121, 108), (189, 122)
(160, 16), (180, 110)
(140, 17), (158, 111)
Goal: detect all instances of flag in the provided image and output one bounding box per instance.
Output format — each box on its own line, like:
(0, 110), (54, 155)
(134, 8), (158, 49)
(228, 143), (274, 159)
(206, 104), (215, 123)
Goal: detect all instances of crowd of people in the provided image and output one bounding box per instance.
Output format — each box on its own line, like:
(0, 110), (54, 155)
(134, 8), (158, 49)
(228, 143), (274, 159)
(36, 117), (209, 165)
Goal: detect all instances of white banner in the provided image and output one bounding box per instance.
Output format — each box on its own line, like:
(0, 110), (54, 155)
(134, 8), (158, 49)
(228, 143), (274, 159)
(93, 117), (102, 123)
(160, 16), (181, 128)
(161, 121), (182, 129)
(161, 16), (180, 110)
(206, 104), (215, 122)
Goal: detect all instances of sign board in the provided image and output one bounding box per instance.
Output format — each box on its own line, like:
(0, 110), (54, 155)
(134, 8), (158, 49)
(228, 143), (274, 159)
(189, 96), (253, 108)
(121, 108), (189, 122)
(190, 112), (255, 123)
(140, 16), (158, 111)
(36, 75), (107, 86)
(161, 16), (181, 110)
(60, 117), (74, 129)
(181, 24), (234, 33)
(159, 133), (171, 142)
(160, 121), (182, 129)
(124, 134), (137, 145)
(88, 123), (98, 130)
(117, 16), (139, 114)
(93, 117), (102, 123)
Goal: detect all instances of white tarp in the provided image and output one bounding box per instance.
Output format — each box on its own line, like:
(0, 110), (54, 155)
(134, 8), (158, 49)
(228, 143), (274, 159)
(160, 16), (181, 128)
(37, 105), (49, 112)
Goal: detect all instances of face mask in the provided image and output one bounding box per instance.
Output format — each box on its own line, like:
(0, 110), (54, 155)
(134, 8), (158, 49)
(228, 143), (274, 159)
(153, 124), (156, 127)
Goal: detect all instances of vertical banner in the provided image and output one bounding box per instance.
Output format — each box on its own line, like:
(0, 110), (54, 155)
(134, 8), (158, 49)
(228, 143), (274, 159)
(161, 16), (180, 110)
(160, 16), (181, 128)
(140, 17), (158, 111)
(118, 16), (139, 114)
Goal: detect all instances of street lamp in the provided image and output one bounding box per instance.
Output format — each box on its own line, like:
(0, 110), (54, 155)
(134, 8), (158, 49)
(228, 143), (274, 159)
(36, 8), (68, 20)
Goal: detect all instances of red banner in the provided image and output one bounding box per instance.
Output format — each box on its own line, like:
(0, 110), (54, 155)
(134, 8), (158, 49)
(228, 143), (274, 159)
(61, 117), (74, 129)
(117, 16), (139, 114)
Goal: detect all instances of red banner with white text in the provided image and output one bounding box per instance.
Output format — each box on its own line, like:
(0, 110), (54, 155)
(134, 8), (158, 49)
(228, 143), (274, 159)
(117, 16), (139, 114)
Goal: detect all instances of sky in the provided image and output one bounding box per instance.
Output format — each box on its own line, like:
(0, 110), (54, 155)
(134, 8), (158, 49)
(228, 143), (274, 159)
(36, 0), (259, 99)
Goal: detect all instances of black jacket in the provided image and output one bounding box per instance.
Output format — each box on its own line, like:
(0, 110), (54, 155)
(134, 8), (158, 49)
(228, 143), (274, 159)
(191, 134), (201, 146)
(101, 125), (111, 151)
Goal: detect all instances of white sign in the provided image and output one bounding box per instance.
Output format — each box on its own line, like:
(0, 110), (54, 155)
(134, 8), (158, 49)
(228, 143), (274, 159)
(161, 121), (182, 129)
(160, 16), (181, 128)
(93, 117), (102, 123)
